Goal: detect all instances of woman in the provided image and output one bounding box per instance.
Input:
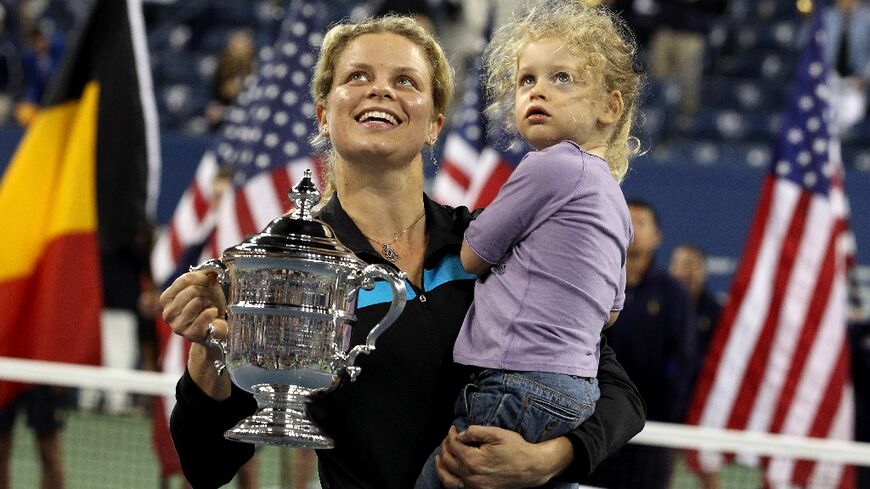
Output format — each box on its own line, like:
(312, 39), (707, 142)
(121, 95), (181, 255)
(160, 15), (644, 489)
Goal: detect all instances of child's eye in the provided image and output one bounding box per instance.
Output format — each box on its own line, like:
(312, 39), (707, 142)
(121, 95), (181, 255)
(553, 72), (573, 84)
(519, 74), (536, 86)
(349, 71), (368, 82)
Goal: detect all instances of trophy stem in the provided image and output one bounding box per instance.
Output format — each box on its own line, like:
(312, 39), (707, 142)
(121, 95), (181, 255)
(224, 384), (334, 449)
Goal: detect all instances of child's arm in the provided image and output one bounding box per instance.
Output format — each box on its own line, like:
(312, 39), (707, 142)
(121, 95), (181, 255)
(460, 239), (493, 276)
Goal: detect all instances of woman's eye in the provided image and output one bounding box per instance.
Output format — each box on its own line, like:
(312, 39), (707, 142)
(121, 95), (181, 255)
(397, 75), (416, 88)
(554, 72), (572, 84)
(349, 71), (368, 82)
(519, 75), (535, 86)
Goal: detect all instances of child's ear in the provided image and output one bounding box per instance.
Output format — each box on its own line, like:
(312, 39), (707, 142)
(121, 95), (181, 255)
(598, 89), (624, 125)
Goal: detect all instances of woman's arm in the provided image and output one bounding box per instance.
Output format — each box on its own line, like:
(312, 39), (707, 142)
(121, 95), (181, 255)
(161, 271), (258, 485)
(436, 335), (645, 487)
(561, 334), (646, 478)
(170, 369), (258, 487)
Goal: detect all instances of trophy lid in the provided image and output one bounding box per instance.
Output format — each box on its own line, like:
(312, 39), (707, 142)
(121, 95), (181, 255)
(222, 169), (364, 265)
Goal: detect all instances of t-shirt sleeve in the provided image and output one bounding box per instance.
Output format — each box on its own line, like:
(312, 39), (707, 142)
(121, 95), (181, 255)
(464, 149), (582, 264)
(612, 266), (626, 311)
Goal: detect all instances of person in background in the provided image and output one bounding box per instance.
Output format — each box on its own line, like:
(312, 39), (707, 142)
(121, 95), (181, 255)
(78, 229), (152, 416)
(669, 243), (722, 387)
(0, 386), (70, 489)
(822, 0), (870, 132)
(647, 0), (727, 123)
(586, 199), (697, 489)
(205, 28), (256, 130)
(161, 14), (644, 489)
(14, 21), (63, 126)
(668, 243), (723, 489)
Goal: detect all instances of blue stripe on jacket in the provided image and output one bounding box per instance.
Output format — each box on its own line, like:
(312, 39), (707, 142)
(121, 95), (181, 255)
(356, 255), (477, 309)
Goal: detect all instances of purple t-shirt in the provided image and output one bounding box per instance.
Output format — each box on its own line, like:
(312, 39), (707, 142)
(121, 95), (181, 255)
(453, 141), (632, 377)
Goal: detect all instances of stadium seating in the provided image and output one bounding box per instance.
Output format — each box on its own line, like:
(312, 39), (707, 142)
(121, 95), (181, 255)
(13, 0), (867, 170)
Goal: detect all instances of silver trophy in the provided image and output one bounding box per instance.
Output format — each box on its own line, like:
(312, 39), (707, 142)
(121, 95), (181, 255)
(192, 169), (407, 448)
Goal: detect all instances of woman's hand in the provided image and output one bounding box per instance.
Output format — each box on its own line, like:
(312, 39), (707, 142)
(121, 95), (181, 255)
(435, 425), (573, 489)
(159, 270), (232, 399)
(160, 270), (227, 343)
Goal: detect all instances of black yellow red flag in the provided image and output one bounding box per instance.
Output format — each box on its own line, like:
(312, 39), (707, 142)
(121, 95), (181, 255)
(0, 0), (159, 407)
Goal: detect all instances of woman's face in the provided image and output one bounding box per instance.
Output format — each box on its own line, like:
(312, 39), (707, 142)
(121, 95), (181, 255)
(317, 32), (444, 166)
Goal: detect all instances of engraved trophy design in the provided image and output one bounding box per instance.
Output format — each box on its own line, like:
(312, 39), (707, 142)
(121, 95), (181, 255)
(192, 169), (407, 448)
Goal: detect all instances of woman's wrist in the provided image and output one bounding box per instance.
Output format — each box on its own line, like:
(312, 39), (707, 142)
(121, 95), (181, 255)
(530, 436), (575, 484)
(187, 342), (232, 401)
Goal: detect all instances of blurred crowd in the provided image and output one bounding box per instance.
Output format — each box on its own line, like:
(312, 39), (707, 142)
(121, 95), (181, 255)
(1, 0), (868, 172)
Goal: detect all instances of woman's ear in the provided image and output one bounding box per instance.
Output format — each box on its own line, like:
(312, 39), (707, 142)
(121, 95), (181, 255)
(598, 90), (624, 126)
(428, 113), (446, 146)
(316, 103), (329, 136)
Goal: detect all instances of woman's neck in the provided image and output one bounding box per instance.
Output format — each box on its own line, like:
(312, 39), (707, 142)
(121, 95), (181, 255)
(334, 159), (426, 242)
(334, 158), (428, 286)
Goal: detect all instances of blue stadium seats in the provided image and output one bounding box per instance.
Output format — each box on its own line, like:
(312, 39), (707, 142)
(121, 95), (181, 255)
(704, 77), (788, 112)
(157, 83), (209, 131)
(679, 107), (780, 143)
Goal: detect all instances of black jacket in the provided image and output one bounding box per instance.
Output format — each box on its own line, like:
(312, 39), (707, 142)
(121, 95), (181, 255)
(170, 194), (646, 488)
(604, 264), (697, 424)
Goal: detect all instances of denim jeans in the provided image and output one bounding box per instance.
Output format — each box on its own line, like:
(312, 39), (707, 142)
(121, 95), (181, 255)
(415, 369), (599, 489)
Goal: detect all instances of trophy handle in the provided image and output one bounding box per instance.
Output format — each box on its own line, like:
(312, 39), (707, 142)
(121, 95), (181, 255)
(190, 259), (230, 375)
(205, 323), (228, 376)
(189, 258), (229, 298)
(345, 264), (407, 381)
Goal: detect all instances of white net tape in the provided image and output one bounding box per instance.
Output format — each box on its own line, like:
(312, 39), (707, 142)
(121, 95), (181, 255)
(0, 357), (868, 488)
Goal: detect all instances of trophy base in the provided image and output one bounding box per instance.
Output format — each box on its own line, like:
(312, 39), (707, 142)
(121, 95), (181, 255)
(224, 384), (334, 449)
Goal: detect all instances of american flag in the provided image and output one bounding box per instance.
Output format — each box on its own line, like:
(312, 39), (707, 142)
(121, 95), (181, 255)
(148, 0), (326, 476)
(686, 5), (857, 488)
(431, 10), (527, 209)
(151, 0), (326, 287)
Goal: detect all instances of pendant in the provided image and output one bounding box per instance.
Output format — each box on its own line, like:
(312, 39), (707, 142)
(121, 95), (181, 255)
(382, 243), (399, 262)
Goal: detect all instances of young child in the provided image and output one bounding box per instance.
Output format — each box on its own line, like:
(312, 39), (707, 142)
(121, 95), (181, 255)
(415, 2), (642, 488)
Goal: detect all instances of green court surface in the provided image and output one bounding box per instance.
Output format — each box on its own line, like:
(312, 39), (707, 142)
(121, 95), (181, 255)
(5, 409), (301, 488)
(6, 408), (765, 488)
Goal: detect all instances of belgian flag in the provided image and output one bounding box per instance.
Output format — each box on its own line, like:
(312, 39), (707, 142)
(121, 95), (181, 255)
(0, 0), (159, 407)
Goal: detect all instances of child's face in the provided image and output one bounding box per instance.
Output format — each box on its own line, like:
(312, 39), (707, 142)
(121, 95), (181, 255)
(514, 37), (621, 152)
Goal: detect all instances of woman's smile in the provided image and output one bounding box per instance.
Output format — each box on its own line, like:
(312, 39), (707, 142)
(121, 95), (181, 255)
(355, 108), (402, 129)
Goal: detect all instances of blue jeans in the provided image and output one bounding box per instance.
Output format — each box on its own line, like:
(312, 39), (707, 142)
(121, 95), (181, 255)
(415, 369), (599, 489)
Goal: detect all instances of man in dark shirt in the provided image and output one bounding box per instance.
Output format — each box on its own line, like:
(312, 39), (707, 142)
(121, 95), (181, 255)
(587, 200), (697, 489)
(669, 243), (723, 389)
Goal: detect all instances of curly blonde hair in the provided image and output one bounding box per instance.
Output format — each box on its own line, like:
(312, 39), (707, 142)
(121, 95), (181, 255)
(309, 16), (454, 199)
(484, 0), (642, 182)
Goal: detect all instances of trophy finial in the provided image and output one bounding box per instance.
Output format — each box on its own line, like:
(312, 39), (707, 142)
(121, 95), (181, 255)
(289, 169), (321, 220)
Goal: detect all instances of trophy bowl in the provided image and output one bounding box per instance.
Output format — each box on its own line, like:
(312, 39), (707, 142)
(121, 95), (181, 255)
(192, 170), (407, 449)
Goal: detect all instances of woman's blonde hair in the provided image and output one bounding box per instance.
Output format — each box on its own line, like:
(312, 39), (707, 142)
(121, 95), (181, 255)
(310, 16), (454, 198)
(484, 0), (642, 182)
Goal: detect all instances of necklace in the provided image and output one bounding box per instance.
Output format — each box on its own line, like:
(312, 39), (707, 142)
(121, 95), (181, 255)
(359, 211), (425, 262)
